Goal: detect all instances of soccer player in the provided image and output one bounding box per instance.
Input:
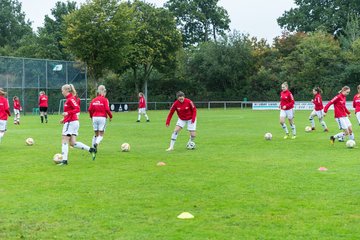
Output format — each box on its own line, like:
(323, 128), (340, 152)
(279, 82), (296, 139)
(13, 96), (22, 125)
(0, 88), (11, 143)
(58, 84), (96, 165)
(165, 91), (197, 151)
(136, 92), (149, 122)
(353, 85), (360, 126)
(309, 87), (328, 132)
(324, 86), (354, 144)
(88, 85), (112, 150)
(38, 91), (48, 123)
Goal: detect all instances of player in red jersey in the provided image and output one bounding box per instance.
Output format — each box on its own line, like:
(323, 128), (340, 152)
(88, 85), (112, 150)
(38, 91), (48, 123)
(12, 96), (22, 125)
(353, 85), (360, 126)
(58, 84), (96, 165)
(324, 86), (353, 144)
(0, 88), (11, 143)
(279, 82), (296, 139)
(309, 87), (328, 132)
(136, 92), (150, 122)
(165, 91), (197, 151)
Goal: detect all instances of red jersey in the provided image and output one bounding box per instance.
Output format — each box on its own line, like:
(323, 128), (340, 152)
(13, 99), (21, 110)
(138, 96), (146, 108)
(280, 90), (294, 110)
(312, 93), (323, 111)
(166, 98), (196, 125)
(62, 93), (80, 123)
(353, 94), (360, 113)
(88, 95), (113, 119)
(0, 96), (11, 120)
(38, 94), (48, 107)
(324, 93), (350, 118)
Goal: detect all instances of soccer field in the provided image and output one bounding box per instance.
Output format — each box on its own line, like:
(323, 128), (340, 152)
(1, 109), (360, 239)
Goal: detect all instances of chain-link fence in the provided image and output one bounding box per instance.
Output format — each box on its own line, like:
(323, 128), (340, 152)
(0, 56), (88, 114)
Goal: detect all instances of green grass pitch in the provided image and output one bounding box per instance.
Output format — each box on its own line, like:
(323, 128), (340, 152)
(1, 109), (360, 239)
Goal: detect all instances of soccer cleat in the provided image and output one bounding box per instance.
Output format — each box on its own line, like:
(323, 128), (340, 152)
(324, 128), (329, 132)
(166, 147), (174, 152)
(283, 134), (290, 139)
(136, 120), (140, 122)
(330, 136), (335, 145)
(89, 147), (97, 160)
(146, 119), (150, 122)
(311, 127), (315, 130)
(291, 135), (296, 139)
(58, 160), (68, 166)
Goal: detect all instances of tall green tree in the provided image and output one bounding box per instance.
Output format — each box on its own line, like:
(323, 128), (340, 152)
(123, 0), (182, 98)
(62, 0), (134, 82)
(278, 0), (360, 35)
(165, 0), (230, 46)
(0, 0), (32, 52)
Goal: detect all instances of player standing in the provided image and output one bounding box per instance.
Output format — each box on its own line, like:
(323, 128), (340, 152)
(324, 86), (354, 144)
(279, 82), (296, 139)
(136, 92), (149, 122)
(38, 91), (48, 123)
(165, 91), (197, 151)
(0, 88), (11, 143)
(13, 96), (22, 125)
(309, 87), (328, 132)
(353, 85), (360, 126)
(58, 84), (96, 165)
(88, 85), (112, 150)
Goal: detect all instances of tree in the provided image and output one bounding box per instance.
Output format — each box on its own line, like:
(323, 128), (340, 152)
(0, 0), (32, 50)
(123, 0), (182, 99)
(278, 0), (360, 35)
(62, 0), (134, 82)
(165, 0), (230, 46)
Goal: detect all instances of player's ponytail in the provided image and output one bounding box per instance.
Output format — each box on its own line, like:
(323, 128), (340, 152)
(69, 84), (77, 96)
(314, 86), (322, 94)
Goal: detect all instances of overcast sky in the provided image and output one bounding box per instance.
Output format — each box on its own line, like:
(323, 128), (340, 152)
(20, 0), (296, 43)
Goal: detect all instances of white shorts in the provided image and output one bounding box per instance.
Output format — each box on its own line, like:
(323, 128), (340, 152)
(335, 117), (352, 130)
(356, 112), (360, 125)
(176, 118), (197, 131)
(92, 117), (107, 131)
(138, 108), (146, 114)
(62, 121), (79, 136)
(310, 110), (324, 119)
(0, 120), (7, 131)
(13, 109), (20, 115)
(280, 109), (294, 120)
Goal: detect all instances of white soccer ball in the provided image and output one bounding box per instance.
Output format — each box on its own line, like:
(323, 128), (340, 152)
(25, 137), (34, 146)
(121, 143), (130, 152)
(305, 126), (312, 132)
(264, 132), (272, 140)
(53, 153), (63, 164)
(346, 140), (356, 148)
(186, 141), (196, 150)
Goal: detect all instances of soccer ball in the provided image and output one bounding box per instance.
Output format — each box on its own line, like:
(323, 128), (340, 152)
(186, 141), (196, 150)
(264, 132), (272, 140)
(346, 140), (356, 148)
(25, 137), (34, 146)
(121, 143), (130, 152)
(53, 153), (63, 164)
(305, 126), (312, 132)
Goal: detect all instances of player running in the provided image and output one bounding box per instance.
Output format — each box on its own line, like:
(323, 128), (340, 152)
(58, 84), (96, 165)
(279, 82), (296, 139)
(309, 87), (328, 132)
(88, 85), (112, 151)
(165, 91), (197, 151)
(38, 91), (48, 123)
(0, 88), (11, 143)
(324, 86), (354, 144)
(12, 96), (22, 125)
(136, 92), (150, 122)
